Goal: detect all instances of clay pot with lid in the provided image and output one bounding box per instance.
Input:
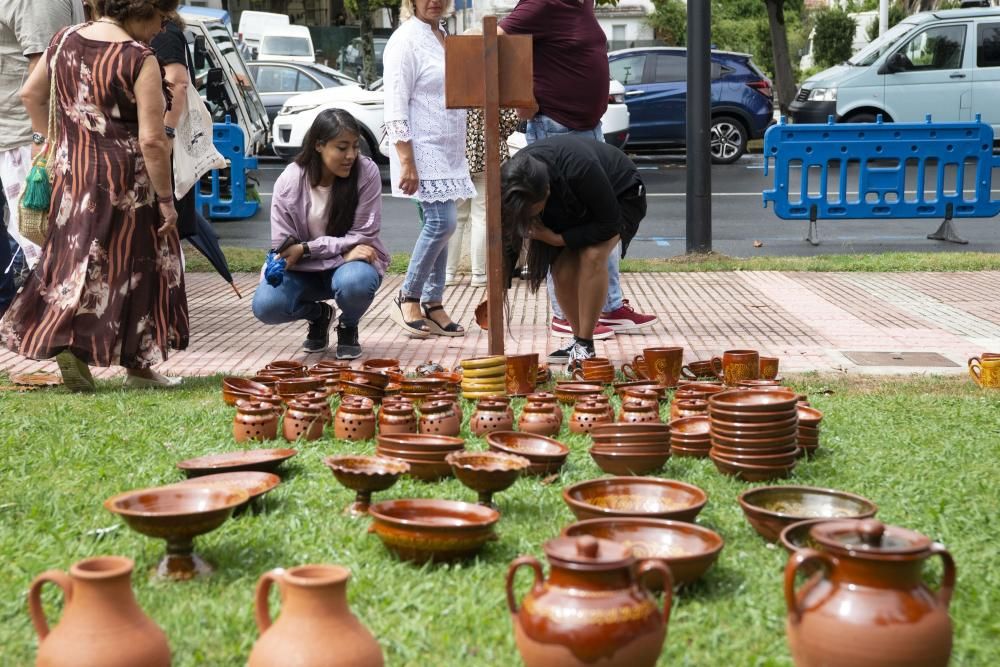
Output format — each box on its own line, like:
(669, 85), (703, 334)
(526, 392), (563, 426)
(28, 556), (171, 667)
(570, 400), (613, 434)
(249, 564), (384, 667)
(518, 401), (561, 436)
(419, 400), (461, 436)
(377, 399), (417, 435)
(335, 397), (376, 441)
(234, 399), (280, 442)
(670, 398), (708, 421)
(300, 389), (334, 426)
(618, 399), (662, 424)
(785, 519), (955, 667)
(507, 535), (671, 667)
(427, 391), (463, 422)
(471, 400), (514, 436)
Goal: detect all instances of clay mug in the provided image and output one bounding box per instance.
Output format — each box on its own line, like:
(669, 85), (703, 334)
(507, 535), (671, 667)
(711, 349), (760, 385)
(29, 556), (171, 667)
(620, 358), (649, 380)
(571, 358), (615, 383)
(680, 359), (716, 380)
(250, 564), (384, 667)
(967, 354), (1000, 388)
(637, 347), (683, 386)
(506, 353), (540, 396)
(759, 356), (780, 380)
(784, 519), (955, 667)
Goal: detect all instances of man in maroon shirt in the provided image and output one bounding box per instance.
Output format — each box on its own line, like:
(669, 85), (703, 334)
(500, 0), (657, 364)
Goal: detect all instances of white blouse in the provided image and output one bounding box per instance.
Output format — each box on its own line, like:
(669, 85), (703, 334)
(382, 18), (476, 202)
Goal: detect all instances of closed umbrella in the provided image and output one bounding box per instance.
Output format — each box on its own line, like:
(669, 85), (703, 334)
(183, 211), (242, 298)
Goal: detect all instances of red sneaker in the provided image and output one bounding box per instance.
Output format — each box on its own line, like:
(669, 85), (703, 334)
(598, 299), (658, 332)
(550, 317), (615, 340)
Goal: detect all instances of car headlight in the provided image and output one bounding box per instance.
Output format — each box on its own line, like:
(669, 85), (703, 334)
(807, 88), (837, 102)
(278, 103), (320, 116)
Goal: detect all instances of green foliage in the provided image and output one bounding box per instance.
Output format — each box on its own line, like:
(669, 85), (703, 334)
(647, 0), (687, 45)
(866, 3), (907, 42)
(813, 8), (857, 67)
(344, 0), (399, 18)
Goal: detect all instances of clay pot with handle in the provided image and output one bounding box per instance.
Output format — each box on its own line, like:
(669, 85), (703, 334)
(28, 556), (171, 667)
(784, 519), (955, 667)
(507, 535), (672, 667)
(249, 564), (384, 667)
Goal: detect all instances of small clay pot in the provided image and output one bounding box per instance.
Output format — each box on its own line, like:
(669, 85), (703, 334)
(584, 394), (614, 421)
(670, 397), (709, 421)
(427, 391), (463, 423)
(419, 400), (461, 436)
(335, 397), (376, 441)
(378, 400), (417, 435)
(570, 400), (613, 434)
(284, 399), (326, 442)
(525, 392), (563, 426)
(471, 400), (515, 436)
(234, 399), (280, 442)
(618, 398), (662, 424)
(301, 389), (334, 425)
(518, 402), (560, 437)
(623, 388), (661, 407)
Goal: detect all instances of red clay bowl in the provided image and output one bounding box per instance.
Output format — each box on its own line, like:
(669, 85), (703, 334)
(264, 360), (307, 373)
(709, 389), (800, 412)
(669, 434), (711, 447)
(670, 444), (710, 458)
(711, 422), (799, 440)
(709, 452), (795, 482)
(563, 477), (707, 523)
(374, 446), (457, 462)
(340, 369), (391, 390)
(710, 448), (799, 467)
(778, 518), (839, 555)
(104, 485), (248, 541)
(376, 433), (465, 452)
(174, 471), (280, 504)
(340, 380), (387, 400)
(669, 415), (711, 436)
(590, 432), (671, 447)
(373, 452), (453, 481)
(589, 449), (671, 476)
(399, 377), (450, 394)
(362, 358), (401, 372)
(177, 448), (298, 476)
(276, 377), (325, 396)
(486, 431), (569, 476)
(553, 383), (604, 404)
(367, 498), (500, 563)
(613, 381), (668, 399)
(445, 451), (530, 502)
(591, 422), (671, 436)
(563, 518), (724, 587)
(738, 485), (878, 542)
(676, 381), (726, 394)
(708, 406), (798, 424)
(222, 377), (273, 406)
(796, 405), (824, 426)
(710, 442), (798, 457)
(710, 431), (798, 449)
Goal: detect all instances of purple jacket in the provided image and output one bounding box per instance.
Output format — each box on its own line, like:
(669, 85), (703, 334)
(269, 157), (390, 276)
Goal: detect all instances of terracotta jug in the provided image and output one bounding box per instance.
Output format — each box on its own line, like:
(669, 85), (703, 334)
(284, 399), (326, 442)
(419, 400), (461, 436)
(518, 402), (560, 436)
(570, 400), (613, 434)
(249, 564), (384, 667)
(377, 400), (417, 435)
(471, 400), (514, 436)
(335, 397), (376, 441)
(507, 535), (671, 667)
(785, 519), (956, 667)
(29, 556), (171, 667)
(618, 399), (661, 424)
(234, 399), (279, 442)
(526, 392), (563, 426)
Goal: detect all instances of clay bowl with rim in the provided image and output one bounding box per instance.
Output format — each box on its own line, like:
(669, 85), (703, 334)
(427, 371), (462, 387)
(265, 360), (307, 373)
(709, 413), (798, 432)
(174, 471), (280, 508)
(400, 377), (450, 394)
(590, 442), (671, 455)
(670, 443), (711, 458)
(340, 368), (390, 390)
(313, 359), (353, 371)
(777, 518), (838, 555)
(563, 477), (707, 523)
(709, 452), (795, 482)
(276, 377), (324, 397)
(374, 446), (456, 462)
(589, 448), (671, 476)
(613, 381), (668, 399)
(710, 441), (798, 457)
(710, 447), (799, 467)
(563, 518), (724, 587)
(591, 422), (670, 436)
(445, 450), (531, 508)
(669, 415), (711, 437)
(362, 358), (401, 373)
(676, 381), (726, 393)
(798, 424), (820, 435)
(708, 406), (798, 424)
(590, 431), (670, 447)
(737, 379), (783, 388)
(738, 486), (878, 542)
(104, 485), (249, 579)
(372, 451), (453, 481)
(485, 431), (569, 476)
(324, 455), (410, 516)
(553, 382), (604, 404)
(249, 374), (281, 389)
(376, 433), (465, 452)
(708, 389), (800, 413)
(711, 421), (800, 440)
(367, 498), (500, 563)
(669, 433), (711, 447)
(177, 448), (298, 477)
(340, 379), (386, 401)
(222, 377), (273, 406)
(710, 430), (798, 449)
(796, 405), (824, 427)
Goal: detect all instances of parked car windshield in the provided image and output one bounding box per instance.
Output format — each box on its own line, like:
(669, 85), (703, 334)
(848, 20), (919, 66)
(261, 36), (312, 56)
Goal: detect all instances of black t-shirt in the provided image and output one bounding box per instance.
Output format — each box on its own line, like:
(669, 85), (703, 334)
(151, 21), (195, 82)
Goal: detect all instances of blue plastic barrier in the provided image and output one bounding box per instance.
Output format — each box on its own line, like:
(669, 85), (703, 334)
(195, 116), (259, 220)
(762, 114), (1000, 244)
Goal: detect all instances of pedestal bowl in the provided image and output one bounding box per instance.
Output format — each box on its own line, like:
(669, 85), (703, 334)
(738, 485), (878, 542)
(445, 451), (530, 508)
(367, 499), (500, 564)
(324, 455), (410, 516)
(104, 485), (249, 580)
(563, 477), (707, 523)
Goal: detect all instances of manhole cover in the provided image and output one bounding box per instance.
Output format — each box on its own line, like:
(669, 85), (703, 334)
(841, 351), (958, 368)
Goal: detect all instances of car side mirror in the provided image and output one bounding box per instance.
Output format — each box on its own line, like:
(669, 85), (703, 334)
(879, 52), (907, 75)
(206, 67), (227, 106)
(194, 35), (208, 70)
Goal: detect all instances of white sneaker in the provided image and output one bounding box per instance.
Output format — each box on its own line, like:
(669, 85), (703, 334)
(566, 342), (596, 367)
(124, 372), (183, 389)
(470, 275), (487, 287)
(445, 273), (460, 286)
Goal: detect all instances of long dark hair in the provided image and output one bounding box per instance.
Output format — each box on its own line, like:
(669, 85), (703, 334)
(295, 109), (362, 238)
(501, 152), (556, 292)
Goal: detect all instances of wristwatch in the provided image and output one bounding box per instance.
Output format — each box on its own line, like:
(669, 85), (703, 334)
(31, 132), (46, 145)
(300, 242), (311, 259)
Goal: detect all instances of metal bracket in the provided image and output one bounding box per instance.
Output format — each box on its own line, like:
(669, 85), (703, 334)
(927, 203), (968, 244)
(805, 205), (820, 246)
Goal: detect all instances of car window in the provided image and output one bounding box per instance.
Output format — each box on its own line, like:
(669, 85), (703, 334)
(610, 55), (645, 85)
(296, 73), (320, 92)
(896, 24), (966, 70)
(260, 36), (312, 57)
(711, 62), (725, 79)
(653, 54), (686, 83)
(977, 23), (1000, 67)
(255, 65), (300, 92)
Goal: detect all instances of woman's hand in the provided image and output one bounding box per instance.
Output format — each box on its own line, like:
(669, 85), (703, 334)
(527, 221), (564, 247)
(344, 244), (378, 264)
(279, 242), (306, 268)
(157, 201), (178, 237)
(398, 160), (419, 196)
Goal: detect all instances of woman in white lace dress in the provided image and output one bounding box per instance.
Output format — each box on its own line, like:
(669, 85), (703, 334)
(383, 0), (475, 337)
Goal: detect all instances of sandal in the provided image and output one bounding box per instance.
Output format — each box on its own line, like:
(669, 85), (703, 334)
(422, 304), (465, 337)
(389, 293), (431, 338)
(56, 350), (96, 393)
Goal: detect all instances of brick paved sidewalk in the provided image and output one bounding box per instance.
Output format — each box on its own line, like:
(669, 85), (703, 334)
(3, 271), (999, 379)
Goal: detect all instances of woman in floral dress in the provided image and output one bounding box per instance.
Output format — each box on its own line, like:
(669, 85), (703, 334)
(0, 0), (188, 391)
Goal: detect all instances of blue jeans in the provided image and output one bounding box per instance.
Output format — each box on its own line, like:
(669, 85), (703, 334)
(252, 260), (382, 328)
(402, 199), (457, 304)
(525, 115), (623, 320)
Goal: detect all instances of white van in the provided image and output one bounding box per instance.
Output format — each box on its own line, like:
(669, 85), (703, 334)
(237, 10), (289, 54)
(257, 25), (316, 64)
(790, 7), (1000, 135)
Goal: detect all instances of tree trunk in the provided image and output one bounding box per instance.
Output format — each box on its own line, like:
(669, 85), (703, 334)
(764, 0), (796, 116)
(358, 0), (376, 85)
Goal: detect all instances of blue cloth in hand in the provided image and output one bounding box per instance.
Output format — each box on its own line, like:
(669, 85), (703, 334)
(264, 250), (287, 287)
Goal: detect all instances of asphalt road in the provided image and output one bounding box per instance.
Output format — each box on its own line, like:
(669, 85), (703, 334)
(216, 152), (1000, 256)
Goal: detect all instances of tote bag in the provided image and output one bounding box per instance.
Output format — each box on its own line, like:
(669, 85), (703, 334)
(172, 83), (227, 199)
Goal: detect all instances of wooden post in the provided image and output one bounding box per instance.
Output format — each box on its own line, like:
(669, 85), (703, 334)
(444, 17), (533, 356)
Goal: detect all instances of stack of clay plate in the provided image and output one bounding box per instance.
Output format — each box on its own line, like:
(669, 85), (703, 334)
(708, 389), (799, 481)
(459, 356), (507, 399)
(796, 405), (823, 456)
(668, 415), (711, 457)
(375, 433), (464, 482)
(588, 423), (671, 476)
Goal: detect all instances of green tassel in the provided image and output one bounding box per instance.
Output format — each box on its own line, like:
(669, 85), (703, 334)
(22, 161), (52, 211)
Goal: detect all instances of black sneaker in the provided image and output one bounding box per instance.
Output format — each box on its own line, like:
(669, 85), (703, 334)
(546, 343), (575, 365)
(336, 324), (362, 360)
(303, 303), (334, 353)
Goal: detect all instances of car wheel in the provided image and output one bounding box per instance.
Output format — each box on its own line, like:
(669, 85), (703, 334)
(710, 116), (747, 164)
(845, 112), (878, 123)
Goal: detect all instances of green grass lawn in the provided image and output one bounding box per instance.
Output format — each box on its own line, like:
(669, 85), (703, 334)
(1, 375), (998, 666)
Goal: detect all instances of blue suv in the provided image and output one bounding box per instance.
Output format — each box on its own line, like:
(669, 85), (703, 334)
(608, 47), (774, 163)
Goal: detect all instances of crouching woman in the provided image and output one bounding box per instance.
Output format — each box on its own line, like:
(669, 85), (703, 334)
(252, 110), (389, 359)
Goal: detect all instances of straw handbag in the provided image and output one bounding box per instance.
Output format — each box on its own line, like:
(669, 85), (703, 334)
(18, 27), (78, 246)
